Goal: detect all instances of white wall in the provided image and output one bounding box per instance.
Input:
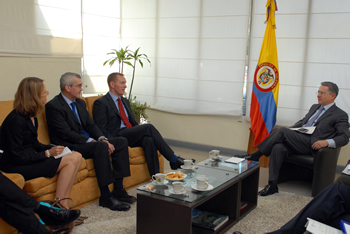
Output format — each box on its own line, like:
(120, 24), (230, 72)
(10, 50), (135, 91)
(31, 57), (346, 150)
(0, 56), (81, 101)
(147, 108), (350, 167)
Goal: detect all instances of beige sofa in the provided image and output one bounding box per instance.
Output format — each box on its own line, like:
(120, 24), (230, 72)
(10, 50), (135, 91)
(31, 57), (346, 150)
(0, 97), (164, 234)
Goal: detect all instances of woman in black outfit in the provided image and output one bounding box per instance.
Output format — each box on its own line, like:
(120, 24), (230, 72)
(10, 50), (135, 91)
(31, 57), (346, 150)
(0, 77), (82, 208)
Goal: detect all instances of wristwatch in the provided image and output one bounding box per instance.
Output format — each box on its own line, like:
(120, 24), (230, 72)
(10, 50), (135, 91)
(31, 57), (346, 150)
(99, 137), (108, 142)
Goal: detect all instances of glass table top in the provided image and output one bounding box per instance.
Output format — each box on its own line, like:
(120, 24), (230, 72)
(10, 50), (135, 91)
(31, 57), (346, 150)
(137, 157), (259, 203)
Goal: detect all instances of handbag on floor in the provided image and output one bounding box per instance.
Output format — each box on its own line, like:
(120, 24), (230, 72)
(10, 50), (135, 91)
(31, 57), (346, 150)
(41, 198), (88, 234)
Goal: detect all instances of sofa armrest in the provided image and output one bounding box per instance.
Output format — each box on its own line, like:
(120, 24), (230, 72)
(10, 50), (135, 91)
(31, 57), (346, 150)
(1, 171), (25, 189)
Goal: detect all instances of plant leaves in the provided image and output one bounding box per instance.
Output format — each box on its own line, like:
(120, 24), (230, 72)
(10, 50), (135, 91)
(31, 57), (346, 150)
(124, 61), (134, 68)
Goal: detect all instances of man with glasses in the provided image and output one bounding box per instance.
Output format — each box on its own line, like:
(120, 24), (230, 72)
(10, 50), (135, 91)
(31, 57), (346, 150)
(235, 81), (350, 196)
(45, 72), (136, 212)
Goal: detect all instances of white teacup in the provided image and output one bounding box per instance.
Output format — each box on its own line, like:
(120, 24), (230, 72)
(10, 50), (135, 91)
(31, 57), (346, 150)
(152, 173), (166, 184)
(183, 159), (194, 169)
(209, 150), (220, 158)
(197, 177), (209, 189)
(173, 182), (185, 193)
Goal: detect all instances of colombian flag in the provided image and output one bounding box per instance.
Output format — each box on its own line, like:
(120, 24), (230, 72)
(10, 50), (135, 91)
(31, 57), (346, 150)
(250, 0), (279, 146)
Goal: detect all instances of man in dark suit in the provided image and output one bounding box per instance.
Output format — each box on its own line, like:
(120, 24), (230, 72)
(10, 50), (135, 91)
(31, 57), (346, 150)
(267, 162), (350, 233)
(93, 72), (194, 176)
(236, 81), (350, 196)
(45, 72), (135, 212)
(267, 182), (350, 234)
(0, 172), (80, 234)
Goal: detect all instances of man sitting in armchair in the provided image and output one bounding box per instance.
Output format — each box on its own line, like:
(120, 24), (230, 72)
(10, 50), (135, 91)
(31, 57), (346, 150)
(236, 81), (350, 196)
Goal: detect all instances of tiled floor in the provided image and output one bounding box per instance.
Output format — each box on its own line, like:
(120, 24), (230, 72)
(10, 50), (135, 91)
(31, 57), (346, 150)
(167, 145), (314, 197)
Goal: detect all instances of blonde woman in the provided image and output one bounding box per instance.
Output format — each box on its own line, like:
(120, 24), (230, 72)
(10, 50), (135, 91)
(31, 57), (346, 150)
(0, 77), (82, 209)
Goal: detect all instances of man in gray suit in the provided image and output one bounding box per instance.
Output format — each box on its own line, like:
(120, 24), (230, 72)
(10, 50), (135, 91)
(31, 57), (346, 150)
(236, 81), (350, 196)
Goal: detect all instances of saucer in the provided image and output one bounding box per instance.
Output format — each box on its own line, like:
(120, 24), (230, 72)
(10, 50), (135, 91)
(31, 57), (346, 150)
(168, 188), (186, 195)
(191, 184), (214, 191)
(180, 165), (194, 170)
(209, 155), (222, 161)
(152, 180), (169, 186)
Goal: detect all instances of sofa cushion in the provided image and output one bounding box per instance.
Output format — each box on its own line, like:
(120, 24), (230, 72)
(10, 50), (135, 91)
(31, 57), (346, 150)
(79, 158), (87, 170)
(37, 112), (50, 145)
(24, 168), (89, 198)
(129, 147), (147, 164)
(84, 96), (101, 118)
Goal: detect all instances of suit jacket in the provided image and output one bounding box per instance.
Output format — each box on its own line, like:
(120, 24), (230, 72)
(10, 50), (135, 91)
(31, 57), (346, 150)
(290, 103), (350, 147)
(0, 109), (50, 165)
(45, 93), (104, 149)
(93, 93), (138, 138)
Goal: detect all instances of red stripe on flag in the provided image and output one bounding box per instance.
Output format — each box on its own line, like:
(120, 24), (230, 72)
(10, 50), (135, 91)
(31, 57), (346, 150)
(250, 92), (270, 147)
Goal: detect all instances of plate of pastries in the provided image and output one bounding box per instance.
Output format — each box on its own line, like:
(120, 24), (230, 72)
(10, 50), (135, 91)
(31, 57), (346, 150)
(165, 172), (187, 181)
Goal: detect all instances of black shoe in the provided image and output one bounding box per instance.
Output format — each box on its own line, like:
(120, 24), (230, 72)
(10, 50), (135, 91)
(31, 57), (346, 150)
(234, 154), (253, 160)
(112, 189), (137, 204)
(40, 208), (81, 226)
(170, 157), (196, 170)
(258, 184), (278, 196)
(99, 196), (130, 211)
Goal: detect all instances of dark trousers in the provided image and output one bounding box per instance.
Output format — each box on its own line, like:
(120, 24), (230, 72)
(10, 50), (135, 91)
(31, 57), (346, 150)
(0, 172), (49, 234)
(268, 183), (350, 234)
(258, 128), (312, 182)
(119, 124), (174, 176)
(73, 137), (130, 188)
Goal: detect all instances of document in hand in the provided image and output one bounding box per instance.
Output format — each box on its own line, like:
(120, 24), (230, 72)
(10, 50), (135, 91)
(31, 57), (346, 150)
(342, 160), (350, 175)
(305, 218), (342, 234)
(54, 147), (72, 159)
(340, 220), (350, 234)
(290, 127), (316, 135)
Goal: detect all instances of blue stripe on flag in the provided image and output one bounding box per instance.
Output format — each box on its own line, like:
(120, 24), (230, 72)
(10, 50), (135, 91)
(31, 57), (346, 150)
(252, 85), (277, 134)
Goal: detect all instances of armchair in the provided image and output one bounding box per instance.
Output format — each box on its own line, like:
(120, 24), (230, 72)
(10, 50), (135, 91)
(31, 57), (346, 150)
(277, 147), (341, 197)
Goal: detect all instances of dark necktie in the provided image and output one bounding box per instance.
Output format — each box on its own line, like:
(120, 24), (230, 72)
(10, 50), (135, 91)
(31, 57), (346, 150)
(70, 102), (90, 137)
(117, 98), (132, 129)
(304, 107), (325, 127)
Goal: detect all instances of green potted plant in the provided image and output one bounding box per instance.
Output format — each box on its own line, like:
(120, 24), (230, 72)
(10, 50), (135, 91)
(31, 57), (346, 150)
(104, 46), (151, 123)
(128, 95), (149, 124)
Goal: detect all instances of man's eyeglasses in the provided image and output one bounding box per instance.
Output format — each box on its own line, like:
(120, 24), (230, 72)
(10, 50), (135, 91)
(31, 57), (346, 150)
(316, 91), (328, 95)
(70, 84), (83, 88)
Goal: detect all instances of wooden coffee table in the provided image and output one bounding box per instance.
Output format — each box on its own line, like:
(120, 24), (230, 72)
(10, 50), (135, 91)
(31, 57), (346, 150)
(137, 156), (260, 234)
